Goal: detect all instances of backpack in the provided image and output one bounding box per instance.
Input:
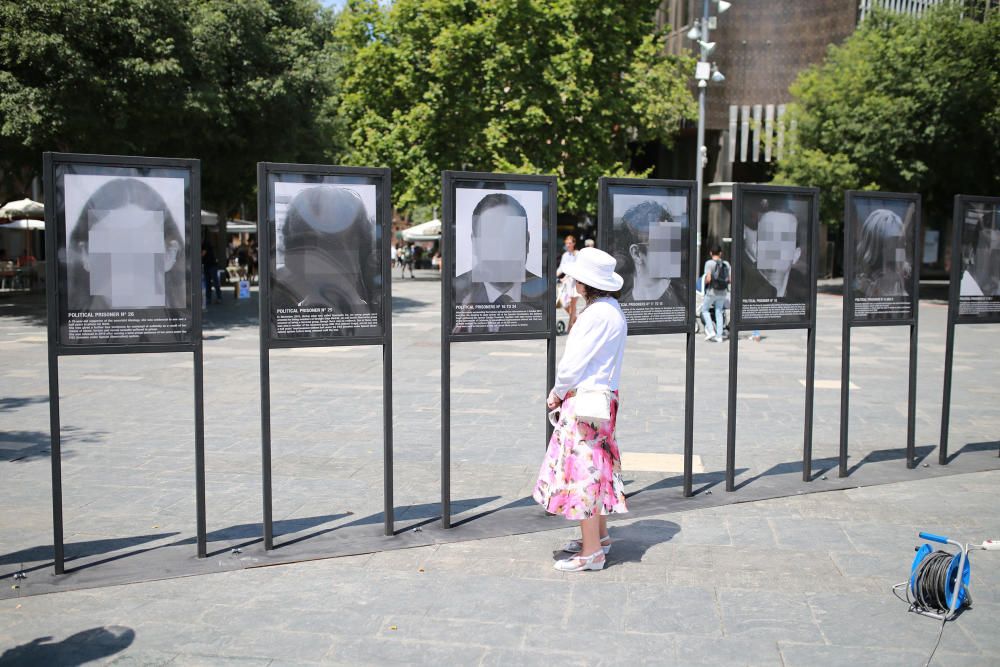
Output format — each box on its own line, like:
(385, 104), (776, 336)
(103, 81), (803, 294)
(709, 259), (729, 291)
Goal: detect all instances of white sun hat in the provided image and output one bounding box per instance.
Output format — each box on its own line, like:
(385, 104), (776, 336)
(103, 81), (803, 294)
(562, 247), (624, 292)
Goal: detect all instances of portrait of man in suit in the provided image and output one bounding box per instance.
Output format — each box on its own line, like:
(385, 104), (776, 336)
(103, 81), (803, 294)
(452, 188), (547, 334)
(742, 202), (810, 304)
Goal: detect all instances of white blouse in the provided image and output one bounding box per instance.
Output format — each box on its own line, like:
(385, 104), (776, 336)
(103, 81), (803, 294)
(552, 297), (627, 399)
(557, 250), (577, 276)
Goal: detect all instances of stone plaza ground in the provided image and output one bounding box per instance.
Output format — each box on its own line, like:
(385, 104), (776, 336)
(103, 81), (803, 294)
(1, 270), (998, 664)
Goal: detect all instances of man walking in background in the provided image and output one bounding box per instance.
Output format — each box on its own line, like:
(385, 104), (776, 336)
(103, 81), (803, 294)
(702, 245), (730, 342)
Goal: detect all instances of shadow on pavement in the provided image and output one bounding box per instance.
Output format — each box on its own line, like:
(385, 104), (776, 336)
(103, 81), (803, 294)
(0, 396), (48, 412)
(0, 533), (179, 580)
(624, 469), (746, 500)
(0, 626), (135, 666)
(603, 519), (681, 568)
(733, 456), (840, 491)
(0, 424), (105, 463)
(846, 444), (935, 477)
(945, 440), (999, 464)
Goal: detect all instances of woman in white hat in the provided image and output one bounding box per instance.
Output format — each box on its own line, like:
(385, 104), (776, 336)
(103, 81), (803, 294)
(533, 247), (628, 572)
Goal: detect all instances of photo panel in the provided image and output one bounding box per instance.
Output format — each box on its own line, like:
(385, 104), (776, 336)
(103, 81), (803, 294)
(54, 160), (194, 347)
(957, 198), (1000, 323)
(848, 194), (918, 323)
(449, 176), (552, 337)
(264, 168), (385, 341)
(604, 181), (692, 333)
(737, 188), (815, 327)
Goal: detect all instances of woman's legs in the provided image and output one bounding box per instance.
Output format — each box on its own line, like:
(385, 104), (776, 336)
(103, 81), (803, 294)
(579, 514), (605, 558)
(566, 298), (577, 333)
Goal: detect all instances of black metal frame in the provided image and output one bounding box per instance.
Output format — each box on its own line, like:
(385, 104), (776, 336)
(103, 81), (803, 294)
(597, 177), (698, 496)
(43, 152), (204, 574)
(257, 162), (394, 547)
(727, 184), (820, 491)
(440, 171), (558, 528)
(839, 191), (922, 477)
(939, 194), (1000, 464)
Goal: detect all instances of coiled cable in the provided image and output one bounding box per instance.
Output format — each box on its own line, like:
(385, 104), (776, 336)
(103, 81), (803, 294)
(893, 549), (972, 666)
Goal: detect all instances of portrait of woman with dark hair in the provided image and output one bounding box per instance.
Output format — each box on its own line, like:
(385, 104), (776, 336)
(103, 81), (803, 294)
(853, 207), (910, 298)
(613, 199), (684, 307)
(66, 176), (187, 311)
(272, 185), (379, 312)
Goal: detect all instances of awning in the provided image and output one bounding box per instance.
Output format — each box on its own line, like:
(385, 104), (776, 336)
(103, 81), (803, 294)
(401, 219), (441, 242)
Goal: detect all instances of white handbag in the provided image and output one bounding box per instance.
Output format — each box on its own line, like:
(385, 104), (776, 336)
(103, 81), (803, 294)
(573, 388), (613, 424)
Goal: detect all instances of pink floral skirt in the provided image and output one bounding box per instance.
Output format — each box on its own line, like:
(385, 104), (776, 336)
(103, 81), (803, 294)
(532, 391), (628, 520)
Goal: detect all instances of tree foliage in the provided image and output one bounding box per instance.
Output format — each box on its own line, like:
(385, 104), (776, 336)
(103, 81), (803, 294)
(0, 0), (340, 217)
(773, 6), (1000, 229)
(334, 0), (696, 215)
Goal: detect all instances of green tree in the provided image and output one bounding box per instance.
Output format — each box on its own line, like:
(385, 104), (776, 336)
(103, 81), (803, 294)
(0, 0), (190, 199)
(334, 0), (696, 216)
(0, 0), (342, 226)
(773, 6), (1000, 233)
(182, 0), (341, 223)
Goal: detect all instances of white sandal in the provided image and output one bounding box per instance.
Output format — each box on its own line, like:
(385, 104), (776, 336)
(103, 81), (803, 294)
(561, 535), (611, 554)
(554, 550), (606, 572)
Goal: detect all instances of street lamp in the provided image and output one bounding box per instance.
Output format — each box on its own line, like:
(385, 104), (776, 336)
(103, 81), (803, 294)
(689, 0), (730, 256)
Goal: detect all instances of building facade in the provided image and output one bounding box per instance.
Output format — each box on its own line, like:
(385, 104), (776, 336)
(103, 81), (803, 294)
(650, 0), (958, 271)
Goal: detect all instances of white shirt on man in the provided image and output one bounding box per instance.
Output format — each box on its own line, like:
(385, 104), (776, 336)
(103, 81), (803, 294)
(552, 297), (627, 399)
(483, 281), (522, 303)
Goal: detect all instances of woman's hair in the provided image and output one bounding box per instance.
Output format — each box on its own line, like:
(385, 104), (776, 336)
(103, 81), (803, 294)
(564, 234), (576, 244)
(857, 208), (905, 275)
(580, 282), (621, 305)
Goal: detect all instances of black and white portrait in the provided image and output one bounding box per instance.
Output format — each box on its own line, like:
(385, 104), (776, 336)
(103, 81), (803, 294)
(851, 199), (914, 299)
(608, 186), (689, 329)
(64, 174), (187, 311)
(452, 186), (547, 334)
(268, 178), (382, 339)
(960, 202), (1000, 298)
(741, 195), (811, 303)
(848, 195), (916, 322)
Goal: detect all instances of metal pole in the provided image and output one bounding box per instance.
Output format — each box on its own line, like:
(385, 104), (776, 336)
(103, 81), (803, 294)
(839, 324), (851, 477)
(441, 335), (451, 529)
(383, 337), (394, 535)
(725, 324), (738, 492)
(939, 318), (955, 465)
(802, 325), (816, 482)
(260, 346), (273, 549)
(906, 323), (918, 469)
(694, 0), (711, 249)
(940, 197), (962, 465)
(683, 330), (696, 497)
(48, 350), (64, 574)
(194, 342), (207, 558)
(546, 337), (556, 445)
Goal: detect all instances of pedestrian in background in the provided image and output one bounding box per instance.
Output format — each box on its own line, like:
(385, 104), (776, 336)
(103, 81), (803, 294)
(534, 247), (628, 572)
(702, 245), (730, 342)
(202, 241), (222, 305)
(556, 234), (581, 333)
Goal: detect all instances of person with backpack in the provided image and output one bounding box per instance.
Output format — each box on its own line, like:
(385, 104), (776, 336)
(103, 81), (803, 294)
(702, 245), (730, 342)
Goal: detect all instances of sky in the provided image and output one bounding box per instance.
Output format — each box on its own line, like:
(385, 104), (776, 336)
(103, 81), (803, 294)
(320, 0), (348, 10)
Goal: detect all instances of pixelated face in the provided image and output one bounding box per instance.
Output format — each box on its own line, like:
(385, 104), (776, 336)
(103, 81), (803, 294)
(881, 226), (906, 273)
(645, 220), (683, 279)
(756, 211), (800, 275)
(85, 205), (178, 308)
(471, 205), (527, 283)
